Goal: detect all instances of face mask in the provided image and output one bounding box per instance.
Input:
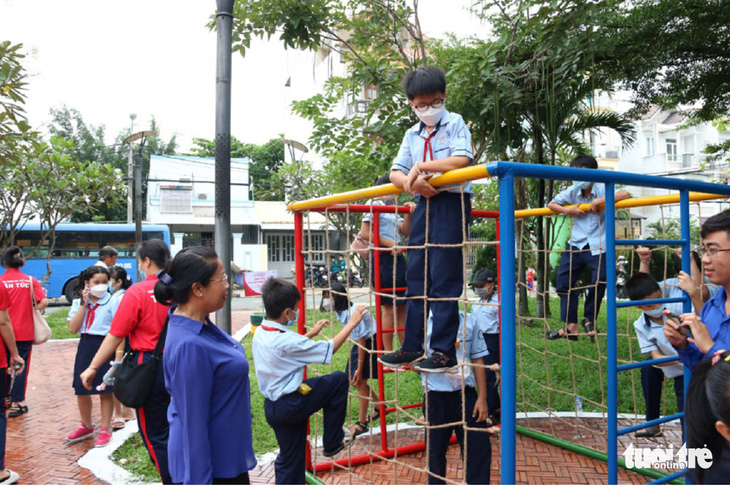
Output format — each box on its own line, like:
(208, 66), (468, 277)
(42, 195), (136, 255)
(108, 281), (117, 293)
(475, 286), (492, 299)
(414, 105), (445, 127)
(89, 284), (108, 299)
(573, 180), (592, 190)
(322, 299), (332, 312)
(287, 309), (300, 326)
(644, 304), (665, 319)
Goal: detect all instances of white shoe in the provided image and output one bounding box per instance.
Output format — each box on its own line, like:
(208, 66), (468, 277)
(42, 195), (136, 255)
(0, 469), (19, 485)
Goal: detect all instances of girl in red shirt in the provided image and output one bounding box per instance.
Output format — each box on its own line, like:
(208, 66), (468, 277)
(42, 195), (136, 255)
(0, 246), (48, 418)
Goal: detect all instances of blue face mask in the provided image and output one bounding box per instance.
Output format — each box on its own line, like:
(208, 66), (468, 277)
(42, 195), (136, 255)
(573, 180), (592, 190)
(644, 304), (665, 319)
(108, 281), (116, 293)
(287, 309), (300, 326)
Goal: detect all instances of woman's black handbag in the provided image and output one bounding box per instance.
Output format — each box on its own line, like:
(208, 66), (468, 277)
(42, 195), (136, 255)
(113, 318), (168, 408)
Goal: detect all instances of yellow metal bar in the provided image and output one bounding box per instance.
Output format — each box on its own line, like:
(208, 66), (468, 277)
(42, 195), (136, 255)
(514, 192), (728, 219)
(288, 164), (493, 212)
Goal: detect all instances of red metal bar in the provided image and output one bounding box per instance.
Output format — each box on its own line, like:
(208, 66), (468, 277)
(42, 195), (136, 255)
(313, 436), (458, 473)
(304, 204), (500, 220)
(383, 402), (423, 414)
(372, 213), (389, 453)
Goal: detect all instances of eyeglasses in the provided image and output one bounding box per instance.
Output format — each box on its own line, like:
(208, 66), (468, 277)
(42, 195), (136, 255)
(211, 273), (228, 283)
(694, 246), (730, 258)
(411, 98), (444, 113)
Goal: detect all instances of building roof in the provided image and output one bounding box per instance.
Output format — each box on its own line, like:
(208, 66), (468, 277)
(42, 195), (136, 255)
(661, 111), (688, 125)
(254, 201), (328, 230)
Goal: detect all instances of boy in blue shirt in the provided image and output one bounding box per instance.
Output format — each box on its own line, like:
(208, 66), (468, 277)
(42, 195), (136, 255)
(625, 272), (688, 439)
(379, 66), (474, 373)
(469, 268), (501, 425)
(422, 309), (491, 484)
(252, 278), (368, 484)
(546, 155), (631, 341)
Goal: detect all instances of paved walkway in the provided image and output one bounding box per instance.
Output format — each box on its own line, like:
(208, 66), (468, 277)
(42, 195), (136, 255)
(7, 310), (672, 485)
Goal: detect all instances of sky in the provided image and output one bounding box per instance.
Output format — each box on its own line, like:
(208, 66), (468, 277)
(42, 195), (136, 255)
(0, 0), (489, 153)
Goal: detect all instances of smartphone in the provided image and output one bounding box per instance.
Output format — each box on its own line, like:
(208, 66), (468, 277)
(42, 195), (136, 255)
(668, 313), (693, 338)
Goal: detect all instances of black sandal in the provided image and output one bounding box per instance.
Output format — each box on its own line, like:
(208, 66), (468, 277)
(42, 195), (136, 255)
(581, 319), (598, 343)
(366, 408), (381, 424)
(349, 421), (369, 438)
(7, 405), (28, 418)
(546, 328), (578, 341)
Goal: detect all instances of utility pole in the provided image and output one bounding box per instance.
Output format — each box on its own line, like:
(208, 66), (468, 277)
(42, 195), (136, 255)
(123, 130), (155, 282)
(214, 0), (235, 335)
(127, 114), (136, 223)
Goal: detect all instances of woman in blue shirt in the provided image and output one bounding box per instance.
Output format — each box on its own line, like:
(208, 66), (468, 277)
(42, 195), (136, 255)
(155, 247), (256, 484)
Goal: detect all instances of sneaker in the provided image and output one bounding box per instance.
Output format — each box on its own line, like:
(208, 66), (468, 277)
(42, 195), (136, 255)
(635, 425), (663, 438)
(378, 349), (422, 370)
(412, 352), (457, 373)
(322, 429), (355, 458)
(95, 427), (113, 447)
(67, 423), (94, 443)
(0, 469), (19, 485)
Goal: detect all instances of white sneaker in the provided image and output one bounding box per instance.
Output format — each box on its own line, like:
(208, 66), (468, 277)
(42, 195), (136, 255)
(0, 469), (20, 485)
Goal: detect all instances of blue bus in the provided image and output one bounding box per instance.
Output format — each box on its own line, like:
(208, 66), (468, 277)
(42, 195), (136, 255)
(1, 223), (171, 302)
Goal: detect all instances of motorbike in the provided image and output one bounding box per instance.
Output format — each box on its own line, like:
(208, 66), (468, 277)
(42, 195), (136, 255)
(304, 264), (329, 288)
(348, 270), (365, 288)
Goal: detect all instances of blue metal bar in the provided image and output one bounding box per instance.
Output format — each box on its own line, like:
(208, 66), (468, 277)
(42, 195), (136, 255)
(647, 468), (687, 484)
(617, 356), (680, 372)
(606, 184), (618, 485)
(616, 297), (687, 308)
(617, 239), (686, 246)
(618, 413), (685, 435)
(499, 170), (516, 485)
(680, 189), (693, 485)
(486, 161), (730, 195)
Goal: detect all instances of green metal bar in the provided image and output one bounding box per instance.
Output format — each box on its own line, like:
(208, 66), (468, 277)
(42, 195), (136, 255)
(305, 470), (325, 485)
(516, 425), (685, 484)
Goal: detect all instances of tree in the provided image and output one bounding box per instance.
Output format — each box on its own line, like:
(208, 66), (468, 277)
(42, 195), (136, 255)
(189, 135), (285, 200)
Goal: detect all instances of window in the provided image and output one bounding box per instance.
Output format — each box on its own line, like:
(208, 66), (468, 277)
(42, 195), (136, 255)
(666, 138), (677, 162)
(160, 187), (193, 213)
(268, 233), (319, 263)
(183, 232), (214, 247)
(645, 137), (655, 157)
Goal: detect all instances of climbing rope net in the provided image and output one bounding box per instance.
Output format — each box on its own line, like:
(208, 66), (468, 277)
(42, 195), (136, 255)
(288, 164), (730, 484)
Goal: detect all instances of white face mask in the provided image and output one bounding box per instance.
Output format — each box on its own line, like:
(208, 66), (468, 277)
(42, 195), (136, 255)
(89, 284), (108, 299)
(414, 104), (445, 127)
(573, 180), (592, 190)
(322, 299), (333, 312)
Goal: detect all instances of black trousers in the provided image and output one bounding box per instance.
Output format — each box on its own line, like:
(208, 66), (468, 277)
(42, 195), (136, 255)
(264, 372), (349, 485)
(426, 387), (491, 485)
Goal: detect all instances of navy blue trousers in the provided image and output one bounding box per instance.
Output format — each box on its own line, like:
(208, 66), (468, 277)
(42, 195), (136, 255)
(264, 372), (349, 485)
(134, 350), (172, 484)
(483, 333), (500, 417)
(8, 341), (31, 402)
(555, 245), (607, 324)
(426, 387), (491, 484)
(642, 363), (684, 440)
(403, 192), (471, 360)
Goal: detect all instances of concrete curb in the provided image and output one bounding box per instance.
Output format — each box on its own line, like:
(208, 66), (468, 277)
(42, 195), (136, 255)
(77, 420), (151, 485)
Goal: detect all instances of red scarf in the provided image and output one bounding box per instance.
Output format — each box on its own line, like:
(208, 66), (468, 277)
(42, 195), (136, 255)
(422, 128), (439, 162)
(260, 325), (285, 333)
(84, 302), (99, 334)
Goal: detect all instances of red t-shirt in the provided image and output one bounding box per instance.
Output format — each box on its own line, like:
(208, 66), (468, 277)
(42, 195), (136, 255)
(110, 274), (169, 351)
(0, 269), (47, 341)
(0, 285), (11, 368)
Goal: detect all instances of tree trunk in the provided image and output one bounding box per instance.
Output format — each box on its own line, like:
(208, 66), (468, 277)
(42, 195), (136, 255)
(534, 127), (549, 319)
(515, 178), (530, 317)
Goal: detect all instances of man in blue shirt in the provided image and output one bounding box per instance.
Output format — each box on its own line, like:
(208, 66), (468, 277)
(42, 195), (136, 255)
(546, 155), (631, 341)
(665, 210), (730, 369)
(378, 66), (474, 373)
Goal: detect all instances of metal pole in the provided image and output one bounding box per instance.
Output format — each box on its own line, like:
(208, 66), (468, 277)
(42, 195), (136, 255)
(498, 170), (516, 485)
(134, 151), (144, 282)
(214, 0), (235, 335)
(127, 147), (133, 223)
(606, 183), (618, 484)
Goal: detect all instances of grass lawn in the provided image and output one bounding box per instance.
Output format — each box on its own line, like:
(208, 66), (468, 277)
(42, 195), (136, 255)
(115, 296), (683, 478)
(45, 307), (77, 340)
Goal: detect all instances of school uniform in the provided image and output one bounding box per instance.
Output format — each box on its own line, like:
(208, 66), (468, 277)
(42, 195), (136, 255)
(391, 110), (473, 360)
(552, 183), (607, 325)
(252, 319), (348, 485)
(632, 299), (684, 431)
(0, 269), (46, 403)
(110, 274), (171, 484)
(470, 292), (500, 418)
(164, 311), (256, 484)
(362, 199), (407, 305)
(337, 304), (378, 380)
(67, 293), (118, 395)
(421, 311), (491, 485)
